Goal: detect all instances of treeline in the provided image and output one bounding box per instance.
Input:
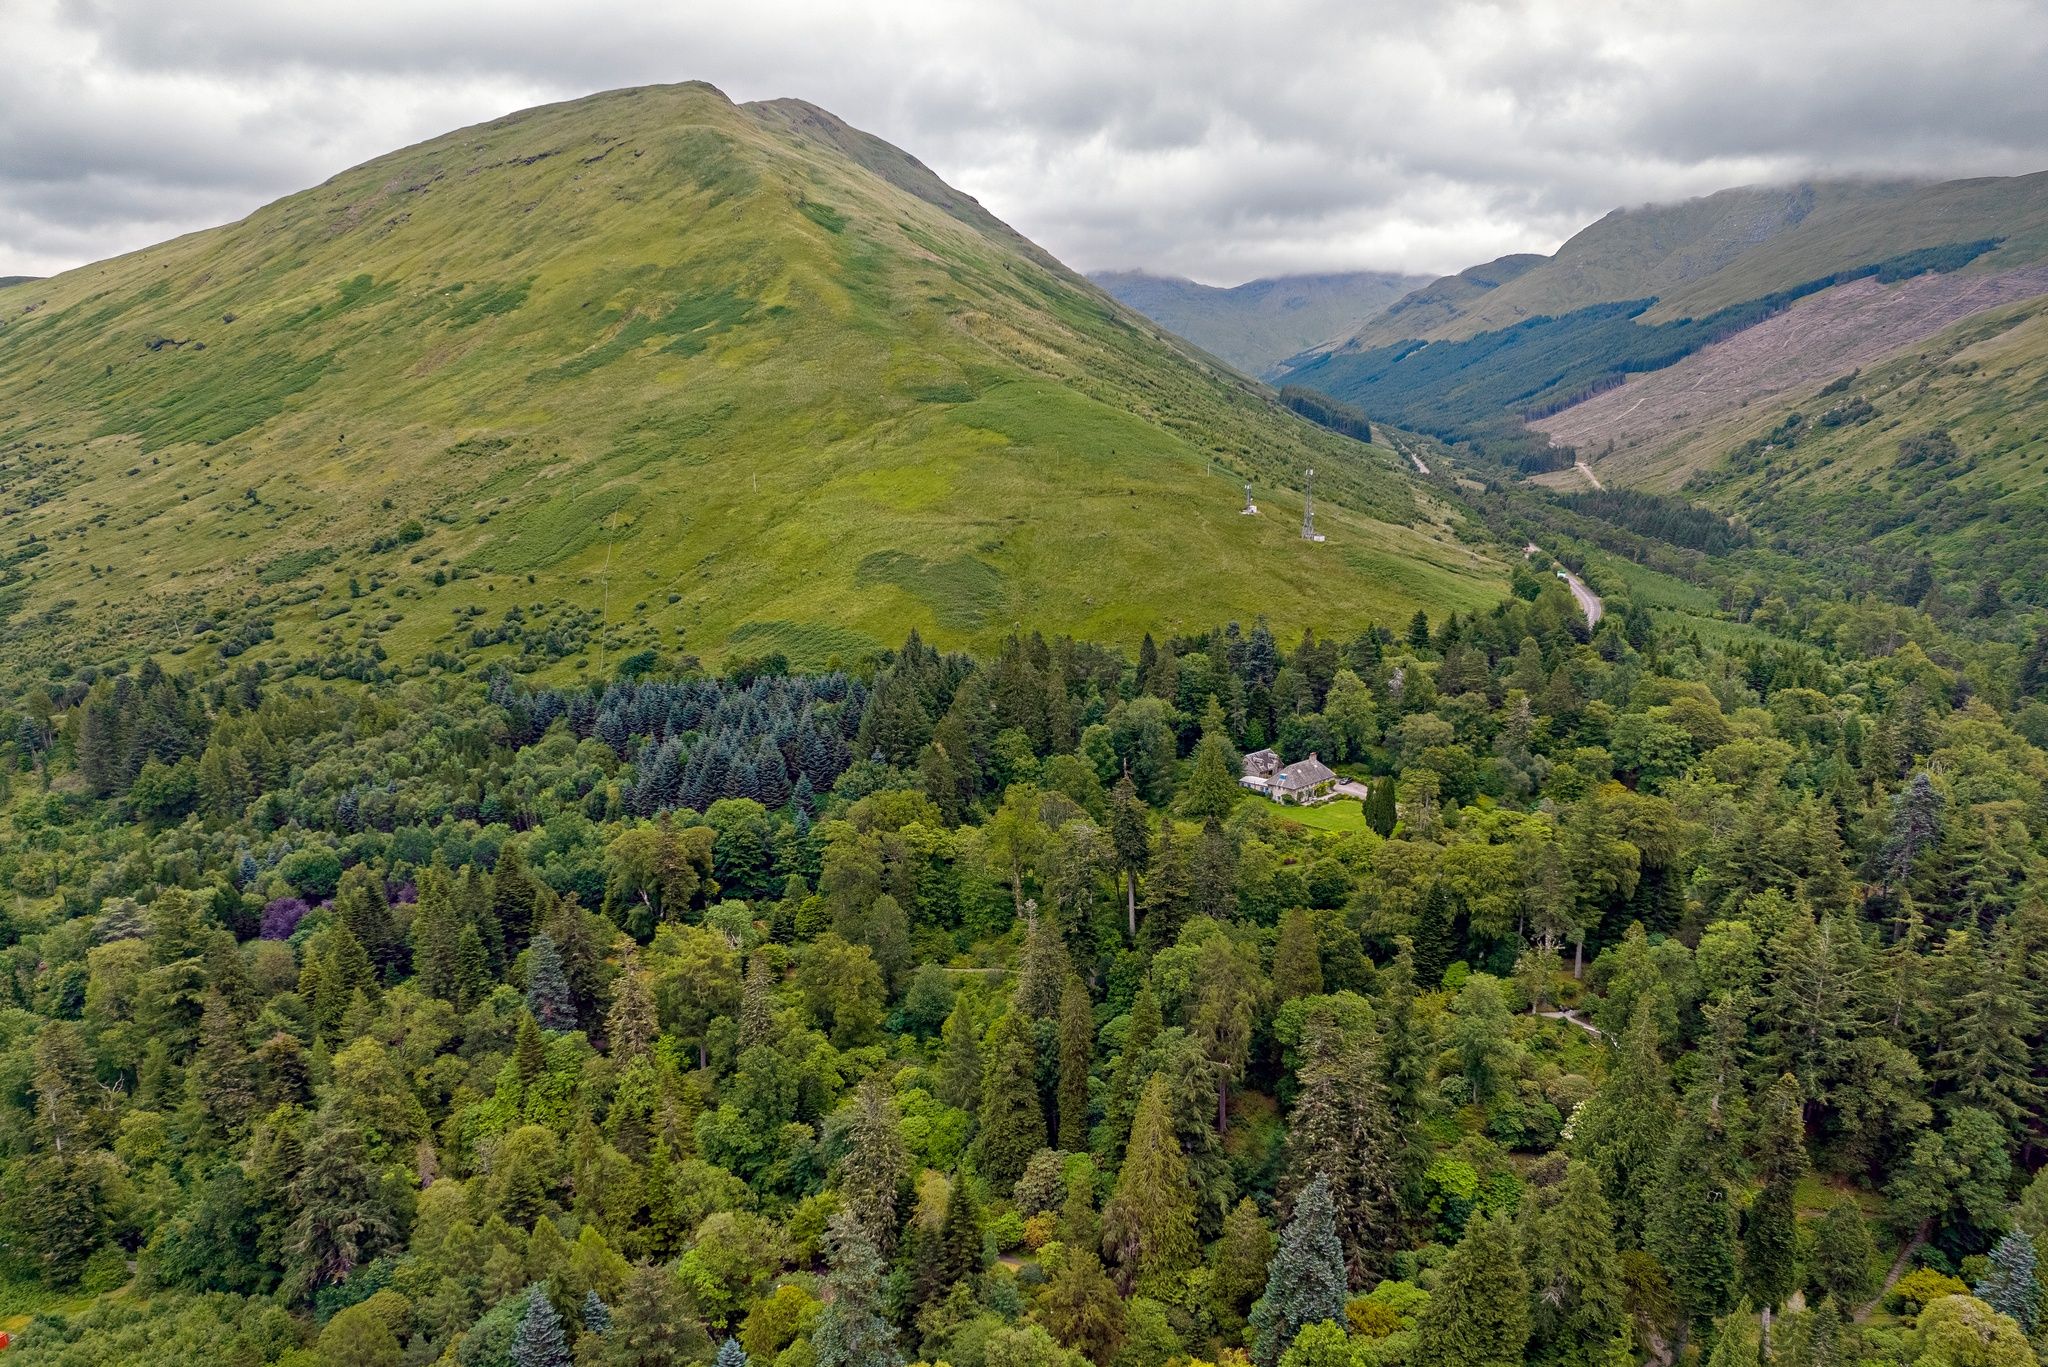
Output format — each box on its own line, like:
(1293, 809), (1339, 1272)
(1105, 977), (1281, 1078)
(1276, 387), (1373, 443)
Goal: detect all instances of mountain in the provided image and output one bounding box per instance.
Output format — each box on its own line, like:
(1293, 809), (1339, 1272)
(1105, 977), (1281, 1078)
(1278, 172), (2048, 470)
(1089, 268), (1427, 375)
(0, 84), (1500, 682)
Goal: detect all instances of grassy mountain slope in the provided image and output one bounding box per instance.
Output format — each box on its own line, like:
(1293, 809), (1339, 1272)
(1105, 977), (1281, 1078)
(1090, 268), (1427, 375)
(1327, 175), (2048, 354)
(0, 84), (1500, 682)
(1618, 292), (2048, 602)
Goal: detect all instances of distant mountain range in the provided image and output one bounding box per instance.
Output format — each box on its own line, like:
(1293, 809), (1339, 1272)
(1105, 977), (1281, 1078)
(1089, 268), (1427, 375)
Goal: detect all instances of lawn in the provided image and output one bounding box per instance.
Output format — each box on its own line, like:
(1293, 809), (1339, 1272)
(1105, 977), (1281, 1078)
(1268, 798), (1374, 834)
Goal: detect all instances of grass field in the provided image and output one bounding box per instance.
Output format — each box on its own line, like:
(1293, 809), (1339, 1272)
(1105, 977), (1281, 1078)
(1267, 799), (1374, 834)
(0, 83), (1504, 685)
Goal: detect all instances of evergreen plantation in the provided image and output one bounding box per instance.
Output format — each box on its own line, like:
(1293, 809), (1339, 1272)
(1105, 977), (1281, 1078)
(6, 550), (2048, 1367)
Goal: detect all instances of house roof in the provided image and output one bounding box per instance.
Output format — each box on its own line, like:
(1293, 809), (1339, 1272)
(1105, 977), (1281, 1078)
(1242, 748), (1282, 776)
(1274, 754), (1336, 788)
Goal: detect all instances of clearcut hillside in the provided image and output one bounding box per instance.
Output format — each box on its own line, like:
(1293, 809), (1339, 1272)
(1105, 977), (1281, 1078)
(0, 84), (1501, 684)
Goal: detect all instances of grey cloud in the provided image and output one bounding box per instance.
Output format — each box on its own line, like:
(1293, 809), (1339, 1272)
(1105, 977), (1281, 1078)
(6, 0), (2047, 283)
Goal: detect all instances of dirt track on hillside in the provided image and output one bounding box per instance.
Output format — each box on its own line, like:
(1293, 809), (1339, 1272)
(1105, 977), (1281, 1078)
(1531, 265), (2048, 463)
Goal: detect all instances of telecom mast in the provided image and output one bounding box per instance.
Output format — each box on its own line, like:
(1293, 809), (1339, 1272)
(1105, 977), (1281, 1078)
(1301, 468), (1316, 540)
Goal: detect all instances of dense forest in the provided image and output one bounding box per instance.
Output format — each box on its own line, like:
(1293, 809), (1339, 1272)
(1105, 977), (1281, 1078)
(4, 558), (2048, 1367)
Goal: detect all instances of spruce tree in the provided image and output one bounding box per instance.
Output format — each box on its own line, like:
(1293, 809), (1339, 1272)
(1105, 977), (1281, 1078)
(1413, 1212), (1530, 1367)
(1181, 699), (1241, 819)
(1101, 1073), (1198, 1292)
(511, 1282), (572, 1367)
(1211, 1197), (1274, 1336)
(715, 1339), (751, 1367)
(1411, 882), (1456, 987)
(974, 1010), (1047, 1194)
(603, 1264), (692, 1364)
(1976, 1229), (2042, 1333)
(1249, 1173), (1349, 1367)
(582, 1290), (612, 1336)
(738, 953), (777, 1047)
(1057, 975), (1095, 1152)
(526, 932), (577, 1031)
(938, 1172), (985, 1291)
(813, 1207), (902, 1367)
(604, 963), (658, 1060)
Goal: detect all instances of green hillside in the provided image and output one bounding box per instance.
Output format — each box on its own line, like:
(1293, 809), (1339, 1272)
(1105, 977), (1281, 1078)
(0, 84), (1501, 684)
(1090, 268), (1427, 375)
(1328, 177), (2048, 350)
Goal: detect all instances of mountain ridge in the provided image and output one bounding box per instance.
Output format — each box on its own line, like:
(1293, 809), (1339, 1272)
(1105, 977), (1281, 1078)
(1090, 266), (1427, 375)
(0, 82), (1501, 684)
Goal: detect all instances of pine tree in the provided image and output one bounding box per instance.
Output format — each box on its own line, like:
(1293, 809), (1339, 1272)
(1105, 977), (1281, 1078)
(190, 989), (255, 1135)
(511, 1282), (573, 1367)
(974, 1010), (1046, 1194)
(1282, 1015), (1399, 1283)
(838, 1076), (908, 1257)
(1976, 1229), (2042, 1333)
(1272, 909), (1324, 1003)
(1057, 976), (1094, 1152)
(1413, 1212), (1530, 1367)
(526, 932), (578, 1031)
(1248, 1173), (1349, 1367)
(1101, 1074), (1198, 1292)
(813, 1207), (902, 1367)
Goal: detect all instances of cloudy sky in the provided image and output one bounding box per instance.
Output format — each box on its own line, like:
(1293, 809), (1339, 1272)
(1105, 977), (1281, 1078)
(8, 0), (2048, 284)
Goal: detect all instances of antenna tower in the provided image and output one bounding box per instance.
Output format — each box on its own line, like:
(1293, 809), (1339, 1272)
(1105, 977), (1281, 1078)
(1300, 468), (1316, 540)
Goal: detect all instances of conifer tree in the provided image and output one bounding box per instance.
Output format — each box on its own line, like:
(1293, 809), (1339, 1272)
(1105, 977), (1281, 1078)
(1249, 1173), (1349, 1367)
(511, 1282), (572, 1367)
(526, 932), (578, 1031)
(1282, 1015), (1399, 1283)
(605, 962), (658, 1060)
(937, 1172), (985, 1291)
(1576, 996), (1675, 1246)
(838, 1076), (908, 1257)
(1211, 1197), (1274, 1336)
(1742, 1073), (1807, 1340)
(738, 952), (777, 1047)
(1807, 1199), (1878, 1308)
(1015, 906), (1072, 1020)
(1521, 1161), (1625, 1364)
(1057, 976), (1094, 1152)
(1413, 1212), (1530, 1367)
(1411, 882), (1456, 987)
(602, 1264), (692, 1365)
(974, 1010), (1047, 1194)
(1645, 1111), (1738, 1343)
(937, 999), (984, 1113)
(334, 865), (405, 982)
(1181, 699), (1241, 819)
(1976, 1229), (2042, 1333)
(1101, 1074), (1198, 1292)
(1272, 909), (1323, 1003)
(813, 1207), (902, 1367)
(1039, 1244), (1125, 1365)
(582, 1290), (612, 1336)
(191, 989), (255, 1135)
(1109, 773), (1151, 939)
